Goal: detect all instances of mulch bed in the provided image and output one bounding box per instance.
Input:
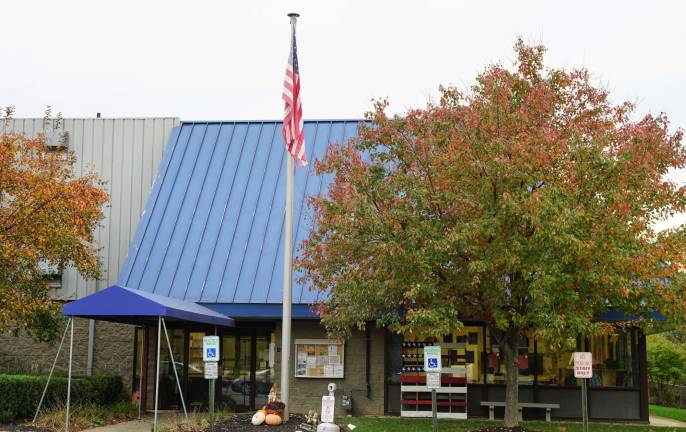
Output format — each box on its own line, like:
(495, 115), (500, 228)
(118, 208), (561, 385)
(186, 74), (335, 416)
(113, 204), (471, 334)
(470, 428), (541, 432)
(206, 414), (313, 432)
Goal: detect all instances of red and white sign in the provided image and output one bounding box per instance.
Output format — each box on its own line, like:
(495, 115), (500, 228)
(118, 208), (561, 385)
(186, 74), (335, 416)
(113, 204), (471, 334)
(573, 352), (593, 378)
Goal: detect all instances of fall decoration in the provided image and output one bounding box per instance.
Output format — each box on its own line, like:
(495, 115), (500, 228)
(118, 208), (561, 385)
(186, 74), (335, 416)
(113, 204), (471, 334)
(265, 413), (282, 426)
(251, 411), (266, 426)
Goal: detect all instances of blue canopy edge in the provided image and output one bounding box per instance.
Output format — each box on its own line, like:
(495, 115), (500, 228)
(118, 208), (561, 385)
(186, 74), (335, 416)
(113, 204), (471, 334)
(63, 285), (235, 327)
(205, 303), (318, 319)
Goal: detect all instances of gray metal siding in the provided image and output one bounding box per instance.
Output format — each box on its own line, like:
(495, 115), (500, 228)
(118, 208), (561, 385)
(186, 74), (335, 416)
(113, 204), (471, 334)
(0, 117), (179, 299)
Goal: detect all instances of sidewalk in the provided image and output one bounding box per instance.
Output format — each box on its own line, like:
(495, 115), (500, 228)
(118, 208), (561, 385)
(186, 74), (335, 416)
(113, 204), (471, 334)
(80, 412), (180, 432)
(650, 415), (686, 428)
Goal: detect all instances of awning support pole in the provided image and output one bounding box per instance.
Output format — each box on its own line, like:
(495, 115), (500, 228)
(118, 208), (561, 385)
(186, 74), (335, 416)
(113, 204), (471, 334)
(153, 317), (161, 432)
(33, 318), (70, 425)
(65, 317), (74, 432)
(161, 317), (188, 420)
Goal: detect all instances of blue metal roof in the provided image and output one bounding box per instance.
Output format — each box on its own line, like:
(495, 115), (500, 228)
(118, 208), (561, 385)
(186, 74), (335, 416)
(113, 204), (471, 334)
(63, 285), (235, 327)
(118, 120), (363, 316)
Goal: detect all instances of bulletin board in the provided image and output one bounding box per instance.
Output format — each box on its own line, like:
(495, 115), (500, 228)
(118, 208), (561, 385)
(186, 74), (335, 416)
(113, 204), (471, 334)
(294, 339), (345, 378)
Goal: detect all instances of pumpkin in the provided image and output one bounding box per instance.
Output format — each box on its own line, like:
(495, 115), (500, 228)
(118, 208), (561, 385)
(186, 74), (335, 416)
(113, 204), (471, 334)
(251, 411), (266, 426)
(265, 413), (282, 426)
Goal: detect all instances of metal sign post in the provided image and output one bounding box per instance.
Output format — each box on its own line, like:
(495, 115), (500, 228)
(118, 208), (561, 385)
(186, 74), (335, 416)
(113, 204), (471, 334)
(574, 352), (592, 432)
(424, 345), (442, 432)
(427, 372), (441, 432)
(203, 336), (220, 427)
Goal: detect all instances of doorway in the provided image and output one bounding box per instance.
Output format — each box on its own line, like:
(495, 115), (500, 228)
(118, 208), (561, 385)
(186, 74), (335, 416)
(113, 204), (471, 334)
(133, 325), (274, 413)
(220, 330), (274, 411)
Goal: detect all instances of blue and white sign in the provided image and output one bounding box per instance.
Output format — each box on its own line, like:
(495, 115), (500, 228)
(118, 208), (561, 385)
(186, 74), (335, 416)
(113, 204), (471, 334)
(203, 336), (220, 362)
(424, 345), (442, 372)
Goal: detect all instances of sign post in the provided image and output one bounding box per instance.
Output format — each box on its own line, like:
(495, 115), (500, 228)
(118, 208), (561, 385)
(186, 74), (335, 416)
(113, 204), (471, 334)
(574, 352), (592, 432)
(203, 336), (220, 426)
(424, 345), (442, 432)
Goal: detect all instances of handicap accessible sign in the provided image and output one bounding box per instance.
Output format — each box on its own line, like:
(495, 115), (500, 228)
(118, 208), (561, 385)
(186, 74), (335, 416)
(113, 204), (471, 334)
(424, 345), (442, 372)
(203, 336), (220, 362)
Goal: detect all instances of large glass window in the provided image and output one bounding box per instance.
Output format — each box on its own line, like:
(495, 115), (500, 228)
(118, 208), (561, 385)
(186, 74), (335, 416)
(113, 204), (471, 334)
(587, 330), (636, 387)
(537, 337), (578, 386)
(485, 330), (535, 384)
(536, 330), (638, 388)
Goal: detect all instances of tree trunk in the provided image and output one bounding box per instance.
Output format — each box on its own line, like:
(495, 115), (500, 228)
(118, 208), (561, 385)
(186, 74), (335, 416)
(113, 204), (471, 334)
(502, 329), (520, 427)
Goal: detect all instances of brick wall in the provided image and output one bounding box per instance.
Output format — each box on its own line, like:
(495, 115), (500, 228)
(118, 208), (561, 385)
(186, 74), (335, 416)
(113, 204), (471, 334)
(273, 320), (386, 416)
(0, 318), (135, 394)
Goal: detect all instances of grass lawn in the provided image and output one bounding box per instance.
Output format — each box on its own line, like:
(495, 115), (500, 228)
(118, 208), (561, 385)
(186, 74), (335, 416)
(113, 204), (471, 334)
(651, 405), (686, 423)
(340, 417), (685, 431)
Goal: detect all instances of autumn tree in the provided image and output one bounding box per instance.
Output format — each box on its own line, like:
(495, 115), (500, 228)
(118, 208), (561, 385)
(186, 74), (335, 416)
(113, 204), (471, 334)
(298, 40), (686, 427)
(0, 130), (109, 342)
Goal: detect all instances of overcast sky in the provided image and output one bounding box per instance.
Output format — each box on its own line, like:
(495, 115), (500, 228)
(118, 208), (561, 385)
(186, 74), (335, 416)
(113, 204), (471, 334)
(3, 0), (685, 227)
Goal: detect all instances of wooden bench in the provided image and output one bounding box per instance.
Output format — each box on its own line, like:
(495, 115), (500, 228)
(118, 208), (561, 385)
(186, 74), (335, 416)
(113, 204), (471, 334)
(480, 401), (560, 422)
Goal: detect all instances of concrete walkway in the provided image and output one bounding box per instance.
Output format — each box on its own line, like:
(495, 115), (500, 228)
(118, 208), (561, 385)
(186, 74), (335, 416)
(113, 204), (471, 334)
(80, 412), (182, 432)
(650, 415), (686, 428)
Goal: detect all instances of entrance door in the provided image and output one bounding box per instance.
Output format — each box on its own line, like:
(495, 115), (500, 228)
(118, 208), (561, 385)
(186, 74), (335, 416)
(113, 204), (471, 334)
(220, 331), (274, 411)
(158, 328), (186, 410)
(188, 331), (210, 409)
(254, 335), (274, 408)
(221, 334), (253, 410)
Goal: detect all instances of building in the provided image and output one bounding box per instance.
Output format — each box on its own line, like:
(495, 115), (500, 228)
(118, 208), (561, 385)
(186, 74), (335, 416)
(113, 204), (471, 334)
(105, 120), (650, 421)
(0, 117), (178, 381)
(1, 118), (650, 422)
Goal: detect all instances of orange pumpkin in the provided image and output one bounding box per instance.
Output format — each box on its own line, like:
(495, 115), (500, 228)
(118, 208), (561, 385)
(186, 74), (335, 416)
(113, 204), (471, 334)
(265, 413), (282, 426)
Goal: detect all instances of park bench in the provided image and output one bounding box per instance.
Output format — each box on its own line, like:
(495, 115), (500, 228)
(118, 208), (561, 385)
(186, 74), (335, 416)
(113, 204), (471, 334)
(480, 401), (560, 422)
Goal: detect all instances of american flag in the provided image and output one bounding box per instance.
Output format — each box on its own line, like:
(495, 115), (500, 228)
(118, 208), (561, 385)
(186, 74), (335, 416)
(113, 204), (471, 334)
(282, 24), (306, 167)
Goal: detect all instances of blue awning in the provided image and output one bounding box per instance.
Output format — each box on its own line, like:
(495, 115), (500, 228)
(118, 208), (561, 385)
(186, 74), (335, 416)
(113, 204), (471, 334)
(63, 285), (235, 327)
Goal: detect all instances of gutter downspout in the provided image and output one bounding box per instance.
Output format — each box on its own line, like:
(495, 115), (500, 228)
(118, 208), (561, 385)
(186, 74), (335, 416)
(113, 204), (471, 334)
(86, 319), (95, 376)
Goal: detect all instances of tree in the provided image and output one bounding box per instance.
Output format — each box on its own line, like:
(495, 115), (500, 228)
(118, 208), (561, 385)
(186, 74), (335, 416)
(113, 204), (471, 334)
(647, 334), (686, 406)
(0, 132), (109, 342)
(297, 40), (686, 427)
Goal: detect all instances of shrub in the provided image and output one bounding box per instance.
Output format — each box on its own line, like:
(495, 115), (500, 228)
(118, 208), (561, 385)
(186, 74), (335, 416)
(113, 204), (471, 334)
(647, 334), (686, 406)
(0, 374), (122, 423)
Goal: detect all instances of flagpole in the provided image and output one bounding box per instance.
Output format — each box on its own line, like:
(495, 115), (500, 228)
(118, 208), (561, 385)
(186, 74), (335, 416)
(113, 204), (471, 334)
(280, 12), (298, 422)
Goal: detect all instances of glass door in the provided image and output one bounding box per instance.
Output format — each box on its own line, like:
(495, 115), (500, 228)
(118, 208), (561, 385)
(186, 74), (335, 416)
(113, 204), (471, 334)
(254, 335), (274, 408)
(188, 332), (209, 409)
(158, 328), (185, 410)
(220, 334), (253, 411)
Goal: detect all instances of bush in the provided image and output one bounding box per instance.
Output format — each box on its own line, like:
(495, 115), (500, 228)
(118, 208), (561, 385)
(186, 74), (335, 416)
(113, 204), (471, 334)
(0, 374), (122, 423)
(647, 334), (686, 406)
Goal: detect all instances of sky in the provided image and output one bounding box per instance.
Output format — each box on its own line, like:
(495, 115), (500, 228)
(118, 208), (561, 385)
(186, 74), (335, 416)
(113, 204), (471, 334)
(2, 0), (686, 227)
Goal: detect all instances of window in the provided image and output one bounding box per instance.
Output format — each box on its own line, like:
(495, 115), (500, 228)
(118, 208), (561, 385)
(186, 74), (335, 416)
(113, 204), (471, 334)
(294, 339), (344, 378)
(485, 330), (535, 384)
(536, 330), (638, 388)
(587, 330), (637, 387)
(537, 338), (578, 386)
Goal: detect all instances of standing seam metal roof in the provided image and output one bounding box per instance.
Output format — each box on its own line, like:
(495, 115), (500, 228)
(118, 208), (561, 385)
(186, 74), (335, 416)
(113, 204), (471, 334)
(118, 120), (363, 312)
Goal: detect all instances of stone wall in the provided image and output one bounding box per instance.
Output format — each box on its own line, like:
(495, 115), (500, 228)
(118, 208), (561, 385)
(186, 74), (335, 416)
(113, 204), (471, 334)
(0, 318), (135, 394)
(273, 320), (386, 416)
